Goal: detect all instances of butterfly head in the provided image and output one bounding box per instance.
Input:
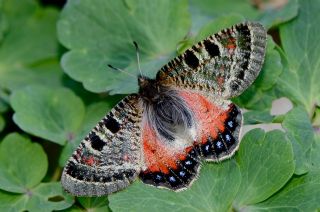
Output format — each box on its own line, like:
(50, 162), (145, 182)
(138, 75), (162, 103)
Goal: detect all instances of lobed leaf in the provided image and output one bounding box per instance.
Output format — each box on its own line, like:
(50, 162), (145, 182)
(109, 160), (241, 212)
(0, 133), (48, 193)
(77, 196), (110, 212)
(243, 110), (274, 125)
(258, 0), (299, 29)
(0, 182), (74, 212)
(190, 0), (298, 32)
(282, 107), (314, 174)
(246, 169), (320, 211)
(58, 0), (191, 94)
(308, 135), (320, 170)
(10, 85), (85, 145)
(234, 129), (294, 207)
(277, 0), (320, 114)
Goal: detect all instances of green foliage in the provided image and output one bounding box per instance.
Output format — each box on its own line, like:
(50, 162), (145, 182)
(11, 85), (85, 145)
(0, 133), (73, 211)
(58, 0), (190, 94)
(277, 0), (320, 114)
(109, 129), (294, 212)
(0, 0), (319, 211)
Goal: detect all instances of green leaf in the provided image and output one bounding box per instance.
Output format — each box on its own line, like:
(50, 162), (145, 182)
(1, 59), (65, 92)
(0, 133), (48, 193)
(58, 0), (190, 94)
(234, 129), (294, 207)
(246, 169), (320, 211)
(258, 0), (299, 29)
(10, 85), (85, 145)
(109, 160), (241, 212)
(243, 110), (274, 125)
(0, 0), (59, 92)
(309, 135), (320, 169)
(282, 107), (314, 174)
(0, 114), (4, 132)
(277, 0), (320, 114)
(234, 37), (282, 110)
(190, 0), (259, 20)
(0, 88), (9, 113)
(313, 106), (320, 127)
(59, 101), (113, 166)
(0, 182), (74, 212)
(190, 0), (298, 32)
(77, 197), (110, 212)
(0, 0), (8, 43)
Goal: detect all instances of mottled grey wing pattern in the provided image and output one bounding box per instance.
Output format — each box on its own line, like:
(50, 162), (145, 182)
(156, 22), (267, 99)
(61, 94), (142, 196)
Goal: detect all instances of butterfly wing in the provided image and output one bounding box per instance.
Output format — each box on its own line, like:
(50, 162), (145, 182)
(61, 94), (142, 196)
(156, 22), (267, 99)
(139, 89), (241, 191)
(139, 22), (265, 191)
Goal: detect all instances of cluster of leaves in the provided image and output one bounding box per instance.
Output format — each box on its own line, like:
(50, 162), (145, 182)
(0, 0), (319, 211)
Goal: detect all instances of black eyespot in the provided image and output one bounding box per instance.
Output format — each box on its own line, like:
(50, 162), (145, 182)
(236, 70), (245, 80)
(213, 139), (227, 155)
(229, 105), (239, 117)
(66, 161), (85, 180)
(240, 60), (249, 72)
(89, 132), (105, 151)
(179, 170), (186, 177)
(176, 168), (192, 183)
(124, 170), (135, 178)
(139, 171), (154, 184)
(118, 102), (124, 108)
(184, 50), (199, 69)
(113, 172), (124, 180)
(101, 176), (112, 182)
(204, 40), (220, 57)
(154, 173), (166, 184)
(222, 132), (236, 148)
(201, 142), (212, 157)
(182, 153), (199, 173)
(104, 116), (120, 133)
(169, 176), (176, 183)
(226, 116), (238, 131)
(166, 174), (182, 188)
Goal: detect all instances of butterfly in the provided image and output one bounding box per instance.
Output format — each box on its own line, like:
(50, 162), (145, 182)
(61, 22), (267, 196)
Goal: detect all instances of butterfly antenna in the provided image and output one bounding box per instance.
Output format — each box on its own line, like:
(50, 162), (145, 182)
(107, 64), (136, 78)
(133, 41), (143, 76)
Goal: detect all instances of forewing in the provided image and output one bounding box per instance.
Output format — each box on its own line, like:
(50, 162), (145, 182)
(61, 94), (142, 196)
(156, 22), (267, 98)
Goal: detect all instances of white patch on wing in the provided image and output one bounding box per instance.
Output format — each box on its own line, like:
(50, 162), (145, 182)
(172, 125), (197, 150)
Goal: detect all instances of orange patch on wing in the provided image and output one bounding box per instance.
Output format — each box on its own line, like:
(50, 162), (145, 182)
(142, 125), (190, 174)
(82, 155), (98, 166)
(179, 91), (229, 144)
(226, 37), (237, 49)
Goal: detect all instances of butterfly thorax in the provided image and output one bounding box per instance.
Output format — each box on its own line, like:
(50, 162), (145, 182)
(138, 75), (195, 142)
